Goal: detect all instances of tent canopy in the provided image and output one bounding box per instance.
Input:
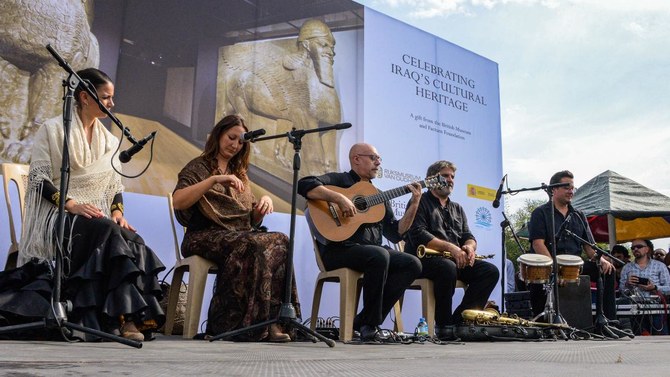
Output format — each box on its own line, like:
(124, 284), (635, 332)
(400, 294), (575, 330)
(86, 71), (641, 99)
(572, 170), (670, 243)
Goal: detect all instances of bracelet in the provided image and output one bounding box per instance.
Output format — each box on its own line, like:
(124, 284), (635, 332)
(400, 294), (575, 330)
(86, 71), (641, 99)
(110, 203), (124, 214)
(51, 192), (73, 207)
(51, 191), (61, 206)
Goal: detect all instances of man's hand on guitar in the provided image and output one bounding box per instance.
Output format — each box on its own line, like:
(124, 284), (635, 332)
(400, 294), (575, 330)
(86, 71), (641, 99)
(335, 194), (357, 217)
(407, 182), (422, 203)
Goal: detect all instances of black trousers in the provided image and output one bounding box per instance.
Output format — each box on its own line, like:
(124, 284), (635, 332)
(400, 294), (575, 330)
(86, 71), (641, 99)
(420, 257), (500, 326)
(320, 244), (422, 327)
(529, 260), (616, 319)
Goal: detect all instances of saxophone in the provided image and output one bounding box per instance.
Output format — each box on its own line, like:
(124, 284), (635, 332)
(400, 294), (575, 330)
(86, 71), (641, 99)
(461, 308), (572, 329)
(416, 245), (494, 260)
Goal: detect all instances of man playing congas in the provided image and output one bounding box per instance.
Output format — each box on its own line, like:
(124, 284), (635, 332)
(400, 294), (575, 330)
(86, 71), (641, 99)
(526, 170), (615, 320)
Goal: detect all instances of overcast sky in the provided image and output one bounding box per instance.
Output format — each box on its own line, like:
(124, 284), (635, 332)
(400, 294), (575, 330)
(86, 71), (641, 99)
(359, 0), (670, 246)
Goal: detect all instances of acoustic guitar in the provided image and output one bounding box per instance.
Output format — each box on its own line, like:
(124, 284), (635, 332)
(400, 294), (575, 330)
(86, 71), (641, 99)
(306, 175), (447, 242)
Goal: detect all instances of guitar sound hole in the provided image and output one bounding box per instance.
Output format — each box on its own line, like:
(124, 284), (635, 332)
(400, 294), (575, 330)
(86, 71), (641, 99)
(353, 197), (368, 211)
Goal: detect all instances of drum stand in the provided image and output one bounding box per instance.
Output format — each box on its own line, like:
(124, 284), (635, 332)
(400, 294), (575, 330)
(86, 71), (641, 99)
(531, 280), (569, 340)
(496, 180), (571, 327)
(564, 229), (633, 339)
(530, 185), (572, 339)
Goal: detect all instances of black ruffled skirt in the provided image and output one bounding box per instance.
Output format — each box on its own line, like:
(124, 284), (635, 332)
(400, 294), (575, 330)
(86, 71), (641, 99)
(0, 215), (165, 341)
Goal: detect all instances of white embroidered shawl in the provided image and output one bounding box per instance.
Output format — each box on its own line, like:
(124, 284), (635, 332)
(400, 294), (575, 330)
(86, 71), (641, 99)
(18, 113), (124, 265)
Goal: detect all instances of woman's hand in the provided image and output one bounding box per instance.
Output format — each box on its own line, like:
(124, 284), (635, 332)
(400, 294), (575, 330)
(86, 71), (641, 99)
(212, 174), (244, 192)
(254, 195), (274, 216)
(252, 195), (273, 225)
(112, 210), (136, 232)
(65, 200), (104, 219)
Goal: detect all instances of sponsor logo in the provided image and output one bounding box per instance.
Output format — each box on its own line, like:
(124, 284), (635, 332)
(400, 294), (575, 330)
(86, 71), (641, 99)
(467, 183), (496, 202)
(474, 207), (492, 229)
(379, 168), (422, 183)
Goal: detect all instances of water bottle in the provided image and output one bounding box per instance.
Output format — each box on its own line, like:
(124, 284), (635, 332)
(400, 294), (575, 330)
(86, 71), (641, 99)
(416, 317), (429, 337)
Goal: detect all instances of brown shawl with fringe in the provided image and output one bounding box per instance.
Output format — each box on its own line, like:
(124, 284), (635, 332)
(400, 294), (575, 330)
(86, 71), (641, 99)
(174, 156), (256, 231)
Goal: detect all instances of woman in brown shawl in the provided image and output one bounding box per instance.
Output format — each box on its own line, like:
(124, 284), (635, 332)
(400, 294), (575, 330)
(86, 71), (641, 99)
(172, 114), (298, 342)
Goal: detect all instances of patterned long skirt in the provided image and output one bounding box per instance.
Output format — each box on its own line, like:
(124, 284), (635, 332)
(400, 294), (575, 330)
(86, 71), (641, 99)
(181, 228), (300, 341)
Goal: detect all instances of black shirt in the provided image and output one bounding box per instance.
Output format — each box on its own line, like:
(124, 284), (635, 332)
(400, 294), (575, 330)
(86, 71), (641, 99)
(297, 170), (403, 250)
(404, 191), (475, 256)
(528, 201), (593, 256)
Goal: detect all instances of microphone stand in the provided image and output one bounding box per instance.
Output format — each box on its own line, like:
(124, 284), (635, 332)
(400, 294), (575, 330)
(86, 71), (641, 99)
(45, 44), (156, 175)
(500, 211), (527, 313)
(564, 229), (634, 339)
(0, 47), (142, 347)
(209, 124), (350, 347)
(497, 182), (571, 338)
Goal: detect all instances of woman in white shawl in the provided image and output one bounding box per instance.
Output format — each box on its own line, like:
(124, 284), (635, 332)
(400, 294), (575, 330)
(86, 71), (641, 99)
(11, 68), (165, 342)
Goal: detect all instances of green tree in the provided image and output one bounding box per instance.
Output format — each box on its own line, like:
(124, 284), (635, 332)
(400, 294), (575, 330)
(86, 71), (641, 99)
(504, 198), (545, 270)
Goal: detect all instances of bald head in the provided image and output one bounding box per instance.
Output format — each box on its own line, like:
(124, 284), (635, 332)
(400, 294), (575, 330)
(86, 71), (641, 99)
(349, 143), (371, 161)
(348, 143), (381, 181)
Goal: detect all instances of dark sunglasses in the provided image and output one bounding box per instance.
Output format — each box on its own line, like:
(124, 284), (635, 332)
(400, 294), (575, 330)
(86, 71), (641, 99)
(631, 245), (646, 250)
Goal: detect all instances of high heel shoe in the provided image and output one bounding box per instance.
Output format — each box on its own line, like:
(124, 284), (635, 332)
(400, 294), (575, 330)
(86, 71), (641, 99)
(268, 324), (291, 343)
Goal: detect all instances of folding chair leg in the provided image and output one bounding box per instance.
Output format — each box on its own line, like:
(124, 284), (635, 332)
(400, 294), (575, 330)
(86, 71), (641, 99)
(422, 283), (435, 337)
(393, 297), (405, 333)
(164, 267), (186, 336)
(339, 273), (358, 342)
(310, 280), (325, 331)
(182, 264), (211, 339)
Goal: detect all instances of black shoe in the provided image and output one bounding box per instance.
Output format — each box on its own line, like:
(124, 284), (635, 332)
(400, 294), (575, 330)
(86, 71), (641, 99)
(359, 325), (379, 341)
(435, 325), (458, 341)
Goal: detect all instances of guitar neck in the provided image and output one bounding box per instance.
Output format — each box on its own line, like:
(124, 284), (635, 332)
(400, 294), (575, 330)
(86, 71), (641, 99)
(366, 179), (427, 207)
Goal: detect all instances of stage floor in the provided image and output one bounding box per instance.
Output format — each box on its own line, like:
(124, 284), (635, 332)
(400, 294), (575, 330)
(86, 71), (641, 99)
(0, 334), (668, 376)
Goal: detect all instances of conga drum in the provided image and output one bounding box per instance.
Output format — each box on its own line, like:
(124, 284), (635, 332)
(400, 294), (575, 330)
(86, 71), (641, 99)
(557, 254), (584, 284)
(517, 254), (553, 284)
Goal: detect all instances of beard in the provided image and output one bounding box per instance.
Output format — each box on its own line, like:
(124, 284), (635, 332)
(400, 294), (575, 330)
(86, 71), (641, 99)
(312, 55), (335, 88)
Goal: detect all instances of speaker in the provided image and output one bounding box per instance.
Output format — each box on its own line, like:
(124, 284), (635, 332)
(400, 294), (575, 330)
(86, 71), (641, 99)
(557, 275), (593, 330)
(504, 291), (533, 319)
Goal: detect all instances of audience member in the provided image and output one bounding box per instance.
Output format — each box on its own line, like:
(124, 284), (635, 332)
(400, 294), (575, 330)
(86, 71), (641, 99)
(620, 239), (670, 335)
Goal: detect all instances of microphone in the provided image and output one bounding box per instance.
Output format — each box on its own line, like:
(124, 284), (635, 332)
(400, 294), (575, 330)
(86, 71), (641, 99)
(492, 174), (507, 208)
(555, 212), (573, 238)
(333, 122), (352, 130)
(119, 131), (156, 163)
(242, 129), (266, 142)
